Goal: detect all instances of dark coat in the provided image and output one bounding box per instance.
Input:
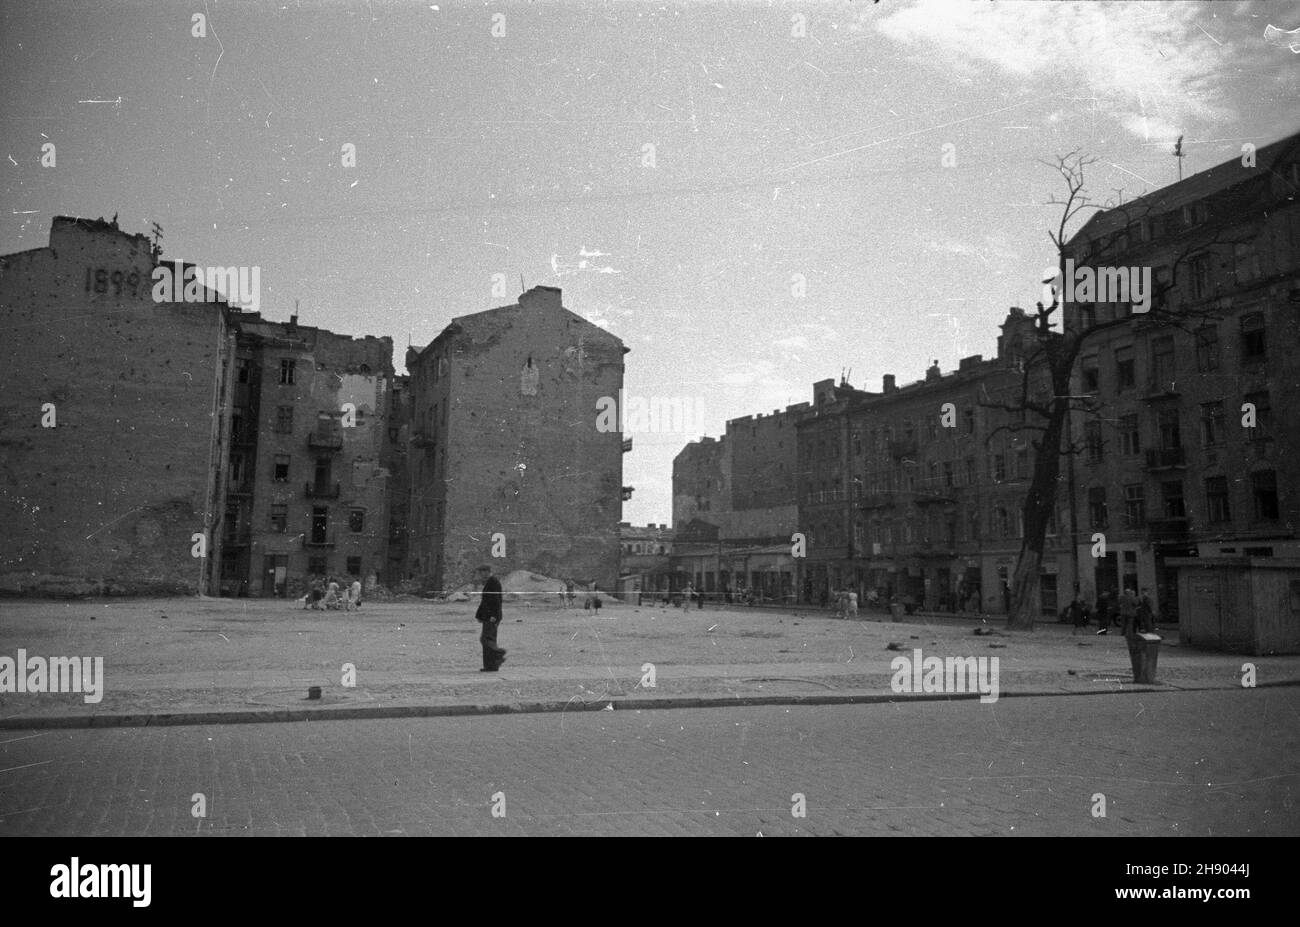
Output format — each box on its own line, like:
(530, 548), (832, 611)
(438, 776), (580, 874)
(475, 576), (503, 622)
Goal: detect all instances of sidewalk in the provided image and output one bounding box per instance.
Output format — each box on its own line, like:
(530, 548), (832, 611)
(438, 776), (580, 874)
(1, 596), (1295, 728)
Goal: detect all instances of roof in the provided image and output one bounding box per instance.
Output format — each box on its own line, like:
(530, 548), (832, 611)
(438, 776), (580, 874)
(1071, 129), (1300, 243)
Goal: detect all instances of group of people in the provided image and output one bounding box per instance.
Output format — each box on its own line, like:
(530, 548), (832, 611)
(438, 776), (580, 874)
(1063, 587), (1157, 636)
(830, 588), (860, 619)
(302, 576), (362, 611)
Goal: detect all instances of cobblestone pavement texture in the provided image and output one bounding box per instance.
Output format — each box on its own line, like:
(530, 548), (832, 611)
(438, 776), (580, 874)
(1, 688), (1295, 836)
(1, 597), (1296, 722)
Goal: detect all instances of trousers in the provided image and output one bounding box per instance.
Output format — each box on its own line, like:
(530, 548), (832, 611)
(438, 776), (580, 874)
(480, 619), (504, 669)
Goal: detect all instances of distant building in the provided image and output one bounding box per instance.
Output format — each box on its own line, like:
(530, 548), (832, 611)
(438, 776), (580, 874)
(1062, 130), (1300, 619)
(0, 217), (232, 595)
(617, 522), (673, 600)
(405, 286), (626, 593)
(832, 310), (1069, 615)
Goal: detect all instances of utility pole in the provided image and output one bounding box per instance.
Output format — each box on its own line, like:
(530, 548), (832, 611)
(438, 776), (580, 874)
(1172, 135), (1185, 182)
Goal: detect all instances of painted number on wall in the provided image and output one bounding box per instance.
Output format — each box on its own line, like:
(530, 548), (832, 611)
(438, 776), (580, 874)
(84, 267), (143, 297)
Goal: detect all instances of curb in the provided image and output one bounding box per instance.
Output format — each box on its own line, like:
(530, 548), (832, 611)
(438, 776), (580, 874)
(2, 678), (1297, 730)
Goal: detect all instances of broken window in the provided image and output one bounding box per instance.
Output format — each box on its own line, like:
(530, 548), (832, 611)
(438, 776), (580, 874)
(349, 509), (364, 533)
(270, 504), (287, 533)
(273, 455), (290, 482)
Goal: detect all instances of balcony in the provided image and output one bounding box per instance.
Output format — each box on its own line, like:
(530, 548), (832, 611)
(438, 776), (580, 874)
(1145, 447), (1186, 470)
(1148, 517), (1190, 542)
(308, 431), (344, 451)
(1142, 380), (1180, 401)
(888, 438), (917, 459)
(304, 481), (341, 499)
(303, 531), (336, 548)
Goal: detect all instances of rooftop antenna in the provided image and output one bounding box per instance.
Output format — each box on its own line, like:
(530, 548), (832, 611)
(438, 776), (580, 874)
(1172, 134), (1185, 182)
(520, 273), (526, 295)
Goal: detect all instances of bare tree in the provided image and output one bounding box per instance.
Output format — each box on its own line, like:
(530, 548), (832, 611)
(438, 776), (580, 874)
(985, 150), (1252, 630)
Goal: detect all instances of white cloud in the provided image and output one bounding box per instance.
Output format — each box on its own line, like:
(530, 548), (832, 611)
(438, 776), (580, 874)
(872, 0), (1237, 138)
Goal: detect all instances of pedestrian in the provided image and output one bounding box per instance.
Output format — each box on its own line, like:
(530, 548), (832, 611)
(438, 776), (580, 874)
(1118, 586), (1139, 637)
(1094, 591), (1112, 634)
(324, 576), (341, 610)
(695, 587), (704, 610)
(1068, 596), (1092, 635)
(348, 578), (362, 611)
(847, 590), (859, 619)
(564, 579), (575, 609)
(474, 565), (506, 671)
(1138, 587), (1156, 631)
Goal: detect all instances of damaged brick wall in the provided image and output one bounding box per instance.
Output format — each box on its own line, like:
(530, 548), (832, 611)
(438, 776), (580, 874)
(0, 217), (229, 595)
(409, 287), (625, 593)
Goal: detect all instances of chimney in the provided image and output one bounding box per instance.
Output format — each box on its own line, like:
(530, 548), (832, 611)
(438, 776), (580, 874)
(925, 359), (941, 382)
(883, 374), (896, 393)
(519, 285), (562, 312)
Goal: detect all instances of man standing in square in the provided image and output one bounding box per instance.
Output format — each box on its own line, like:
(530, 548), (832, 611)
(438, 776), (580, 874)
(475, 565), (506, 671)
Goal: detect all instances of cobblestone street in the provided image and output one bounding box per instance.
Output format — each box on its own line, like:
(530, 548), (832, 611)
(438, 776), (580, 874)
(3, 687), (1295, 836)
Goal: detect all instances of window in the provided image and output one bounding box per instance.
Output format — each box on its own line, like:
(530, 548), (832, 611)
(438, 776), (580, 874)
(1240, 313), (1266, 361)
(1088, 487), (1108, 529)
(1081, 356), (1099, 393)
(236, 358), (250, 383)
(1085, 420), (1104, 462)
(994, 506), (1010, 538)
(1189, 253), (1213, 299)
(1124, 484), (1145, 528)
(1115, 346), (1135, 392)
(1161, 481), (1186, 519)
(275, 406), (293, 433)
(1244, 391), (1272, 440)
(963, 407), (975, 435)
(347, 556), (362, 577)
(1157, 408), (1181, 450)
(993, 453), (1006, 482)
(308, 556), (327, 576)
(230, 453), (246, 486)
(1150, 336), (1175, 387)
(1119, 414), (1141, 456)
(964, 457), (976, 486)
(1253, 471), (1279, 520)
(1016, 449), (1029, 480)
(269, 504), (287, 532)
(1200, 402), (1224, 447)
(273, 454), (290, 482)
(968, 508), (981, 540)
(1195, 326), (1219, 372)
(1205, 476), (1231, 523)
(349, 509), (365, 533)
(1233, 242), (1261, 286)
(279, 358), (296, 385)
(943, 461), (954, 488)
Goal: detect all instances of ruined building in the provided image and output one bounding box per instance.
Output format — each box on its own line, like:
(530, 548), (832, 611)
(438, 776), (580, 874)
(216, 313), (400, 598)
(404, 286), (626, 593)
(0, 217), (232, 595)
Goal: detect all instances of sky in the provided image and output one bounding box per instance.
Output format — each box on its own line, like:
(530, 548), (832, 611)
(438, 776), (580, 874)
(3, 0), (1297, 525)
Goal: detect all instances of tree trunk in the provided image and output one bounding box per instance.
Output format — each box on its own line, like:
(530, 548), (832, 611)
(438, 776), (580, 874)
(1006, 366), (1071, 630)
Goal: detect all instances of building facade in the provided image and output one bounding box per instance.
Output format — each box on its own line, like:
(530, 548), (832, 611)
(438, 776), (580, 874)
(1062, 131), (1300, 620)
(1, 217), (232, 595)
(405, 286), (626, 594)
(216, 314), (398, 598)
